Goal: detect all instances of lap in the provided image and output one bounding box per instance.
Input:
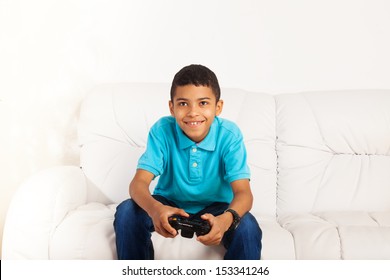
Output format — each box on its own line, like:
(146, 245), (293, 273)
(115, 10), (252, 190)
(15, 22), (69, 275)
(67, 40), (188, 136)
(115, 197), (260, 236)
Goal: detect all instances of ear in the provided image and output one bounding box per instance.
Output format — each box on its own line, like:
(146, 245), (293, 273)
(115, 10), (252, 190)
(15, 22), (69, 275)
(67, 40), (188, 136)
(215, 100), (224, 116)
(169, 100), (175, 116)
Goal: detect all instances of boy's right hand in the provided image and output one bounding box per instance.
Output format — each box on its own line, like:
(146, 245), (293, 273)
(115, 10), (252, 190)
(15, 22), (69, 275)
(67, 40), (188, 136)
(149, 203), (189, 238)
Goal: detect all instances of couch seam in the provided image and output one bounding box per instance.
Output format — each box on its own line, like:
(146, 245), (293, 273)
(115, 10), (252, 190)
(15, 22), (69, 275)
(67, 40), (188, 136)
(274, 96), (279, 221)
(335, 226), (343, 260)
(315, 213), (343, 260)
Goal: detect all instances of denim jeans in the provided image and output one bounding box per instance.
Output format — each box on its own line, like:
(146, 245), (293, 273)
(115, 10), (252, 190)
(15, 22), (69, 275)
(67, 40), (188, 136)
(113, 195), (262, 260)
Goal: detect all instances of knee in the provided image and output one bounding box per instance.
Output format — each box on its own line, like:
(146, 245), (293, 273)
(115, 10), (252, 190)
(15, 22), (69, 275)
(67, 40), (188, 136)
(222, 212), (262, 259)
(115, 198), (134, 215)
(114, 199), (142, 225)
(237, 213), (262, 240)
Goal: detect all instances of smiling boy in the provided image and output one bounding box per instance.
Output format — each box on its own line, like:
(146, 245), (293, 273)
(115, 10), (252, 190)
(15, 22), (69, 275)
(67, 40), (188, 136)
(114, 64), (262, 260)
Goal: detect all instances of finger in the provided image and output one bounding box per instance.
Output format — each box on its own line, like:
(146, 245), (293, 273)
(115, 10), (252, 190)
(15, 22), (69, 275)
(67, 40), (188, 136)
(196, 234), (208, 244)
(200, 213), (215, 225)
(196, 227), (216, 244)
(157, 226), (177, 238)
(197, 234), (220, 246)
(201, 213), (214, 219)
(161, 219), (178, 236)
(176, 208), (190, 218)
(155, 219), (177, 238)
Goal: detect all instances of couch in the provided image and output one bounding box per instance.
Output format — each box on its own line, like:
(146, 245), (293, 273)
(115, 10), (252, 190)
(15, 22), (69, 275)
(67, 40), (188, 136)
(3, 83), (390, 259)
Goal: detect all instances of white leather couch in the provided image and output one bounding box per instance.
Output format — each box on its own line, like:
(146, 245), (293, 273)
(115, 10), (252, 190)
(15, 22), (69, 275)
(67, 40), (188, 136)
(3, 84), (390, 259)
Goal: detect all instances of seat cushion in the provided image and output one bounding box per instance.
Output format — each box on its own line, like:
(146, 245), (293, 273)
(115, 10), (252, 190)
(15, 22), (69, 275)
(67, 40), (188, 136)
(49, 203), (117, 259)
(279, 211), (390, 259)
(49, 202), (225, 259)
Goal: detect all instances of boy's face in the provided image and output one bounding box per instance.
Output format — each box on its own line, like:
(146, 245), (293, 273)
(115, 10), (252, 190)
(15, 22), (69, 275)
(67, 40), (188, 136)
(169, 85), (223, 143)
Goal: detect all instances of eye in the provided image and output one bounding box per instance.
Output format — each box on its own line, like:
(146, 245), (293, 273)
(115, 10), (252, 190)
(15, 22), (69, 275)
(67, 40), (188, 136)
(178, 102), (188, 107)
(200, 101), (209, 106)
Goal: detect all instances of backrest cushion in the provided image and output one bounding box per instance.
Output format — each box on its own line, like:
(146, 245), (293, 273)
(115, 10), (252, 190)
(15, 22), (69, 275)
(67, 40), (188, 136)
(275, 90), (390, 216)
(78, 83), (169, 204)
(78, 83), (276, 217)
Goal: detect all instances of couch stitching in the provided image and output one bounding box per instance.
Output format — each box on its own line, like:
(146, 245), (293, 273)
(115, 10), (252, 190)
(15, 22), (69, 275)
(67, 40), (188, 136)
(274, 96), (280, 221)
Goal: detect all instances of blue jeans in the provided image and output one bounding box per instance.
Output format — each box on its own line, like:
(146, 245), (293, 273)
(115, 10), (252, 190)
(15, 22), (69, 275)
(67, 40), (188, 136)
(113, 195), (262, 260)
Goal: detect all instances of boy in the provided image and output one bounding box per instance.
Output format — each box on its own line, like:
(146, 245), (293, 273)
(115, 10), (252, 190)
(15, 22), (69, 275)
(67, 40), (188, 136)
(114, 64), (262, 260)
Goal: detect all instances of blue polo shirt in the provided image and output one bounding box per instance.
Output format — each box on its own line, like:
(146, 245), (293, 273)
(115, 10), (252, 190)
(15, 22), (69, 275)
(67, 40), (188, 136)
(137, 116), (250, 214)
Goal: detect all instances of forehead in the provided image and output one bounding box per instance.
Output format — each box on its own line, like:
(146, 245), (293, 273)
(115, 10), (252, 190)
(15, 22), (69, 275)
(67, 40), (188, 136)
(173, 85), (216, 101)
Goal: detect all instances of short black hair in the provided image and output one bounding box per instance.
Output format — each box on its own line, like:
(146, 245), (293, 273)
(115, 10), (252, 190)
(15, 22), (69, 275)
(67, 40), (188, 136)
(170, 64), (221, 102)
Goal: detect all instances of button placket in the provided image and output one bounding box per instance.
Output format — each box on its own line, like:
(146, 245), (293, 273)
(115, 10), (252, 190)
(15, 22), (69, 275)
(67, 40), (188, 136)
(189, 145), (201, 179)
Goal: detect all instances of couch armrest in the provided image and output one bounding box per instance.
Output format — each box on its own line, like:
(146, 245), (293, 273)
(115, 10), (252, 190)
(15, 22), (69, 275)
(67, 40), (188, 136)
(2, 166), (87, 259)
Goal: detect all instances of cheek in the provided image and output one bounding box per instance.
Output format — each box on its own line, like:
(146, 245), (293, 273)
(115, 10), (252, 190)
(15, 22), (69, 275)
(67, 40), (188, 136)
(172, 109), (187, 120)
(204, 109), (217, 118)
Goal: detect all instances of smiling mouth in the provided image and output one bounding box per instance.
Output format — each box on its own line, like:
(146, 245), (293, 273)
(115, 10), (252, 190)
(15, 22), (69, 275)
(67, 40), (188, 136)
(184, 121), (205, 127)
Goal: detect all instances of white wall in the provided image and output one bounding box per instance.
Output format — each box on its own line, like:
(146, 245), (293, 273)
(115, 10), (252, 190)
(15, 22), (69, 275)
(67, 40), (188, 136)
(1, 0), (390, 257)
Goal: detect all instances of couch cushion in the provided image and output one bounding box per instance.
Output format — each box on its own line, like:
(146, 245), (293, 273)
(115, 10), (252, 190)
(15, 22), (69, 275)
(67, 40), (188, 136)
(275, 90), (390, 215)
(259, 218), (295, 259)
(279, 213), (342, 259)
(279, 211), (390, 259)
(78, 83), (170, 204)
(49, 203), (117, 259)
(152, 233), (226, 260)
(338, 225), (390, 259)
(48, 202), (225, 260)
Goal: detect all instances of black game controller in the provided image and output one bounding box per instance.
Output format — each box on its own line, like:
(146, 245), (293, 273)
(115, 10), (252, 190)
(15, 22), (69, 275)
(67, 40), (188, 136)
(168, 215), (211, 238)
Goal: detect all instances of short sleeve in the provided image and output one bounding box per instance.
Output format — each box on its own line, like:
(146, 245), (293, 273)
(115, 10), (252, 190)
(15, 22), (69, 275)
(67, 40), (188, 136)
(223, 129), (251, 183)
(137, 125), (166, 178)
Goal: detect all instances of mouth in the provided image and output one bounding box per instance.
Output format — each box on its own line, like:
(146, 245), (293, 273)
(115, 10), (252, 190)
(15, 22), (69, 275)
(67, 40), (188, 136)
(184, 120), (205, 127)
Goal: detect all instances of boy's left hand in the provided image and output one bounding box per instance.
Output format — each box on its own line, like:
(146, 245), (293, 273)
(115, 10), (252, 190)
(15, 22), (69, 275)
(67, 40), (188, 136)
(196, 213), (232, 246)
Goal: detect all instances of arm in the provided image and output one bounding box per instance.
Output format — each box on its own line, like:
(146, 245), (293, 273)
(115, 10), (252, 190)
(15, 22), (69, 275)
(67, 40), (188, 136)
(129, 169), (189, 238)
(197, 179), (253, 246)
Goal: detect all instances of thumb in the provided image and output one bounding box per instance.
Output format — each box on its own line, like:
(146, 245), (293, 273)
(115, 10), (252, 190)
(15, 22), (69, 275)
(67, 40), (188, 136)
(201, 213), (214, 223)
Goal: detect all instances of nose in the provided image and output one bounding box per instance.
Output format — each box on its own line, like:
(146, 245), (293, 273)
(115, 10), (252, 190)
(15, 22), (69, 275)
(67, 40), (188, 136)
(187, 104), (199, 117)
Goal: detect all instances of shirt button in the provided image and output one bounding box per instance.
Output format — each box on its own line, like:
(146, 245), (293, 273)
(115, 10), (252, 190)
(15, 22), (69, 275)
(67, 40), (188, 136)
(192, 162), (198, 168)
(192, 148), (197, 153)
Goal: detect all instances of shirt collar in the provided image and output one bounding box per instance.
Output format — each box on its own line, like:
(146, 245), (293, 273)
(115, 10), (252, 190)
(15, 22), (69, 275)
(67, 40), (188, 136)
(176, 117), (219, 151)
